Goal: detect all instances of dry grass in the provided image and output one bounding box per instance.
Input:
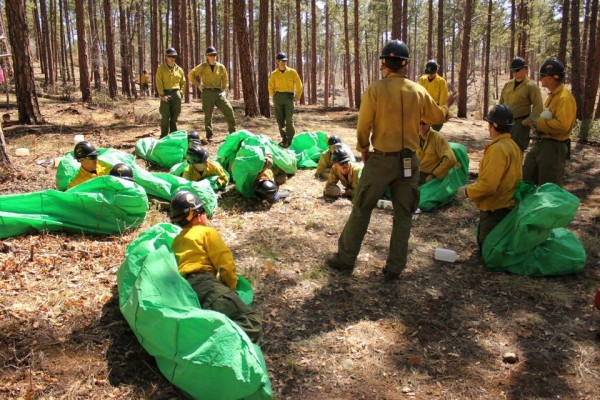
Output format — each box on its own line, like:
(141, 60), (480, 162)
(1, 90), (599, 400)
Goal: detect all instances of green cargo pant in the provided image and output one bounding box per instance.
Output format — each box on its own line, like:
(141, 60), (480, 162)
(523, 138), (568, 186)
(159, 91), (182, 138)
(478, 208), (511, 250)
(187, 272), (263, 344)
(274, 92), (296, 144)
(510, 117), (531, 152)
(337, 151), (420, 274)
(202, 89), (236, 139)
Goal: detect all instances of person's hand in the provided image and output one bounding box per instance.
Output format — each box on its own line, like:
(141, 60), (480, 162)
(446, 91), (458, 107)
(426, 174), (435, 182)
(522, 118), (532, 127)
(362, 151), (370, 163)
(456, 185), (469, 201)
(160, 95), (170, 102)
(540, 108), (553, 119)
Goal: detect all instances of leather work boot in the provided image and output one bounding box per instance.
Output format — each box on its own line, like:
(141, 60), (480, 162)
(325, 253), (354, 272)
(382, 267), (400, 282)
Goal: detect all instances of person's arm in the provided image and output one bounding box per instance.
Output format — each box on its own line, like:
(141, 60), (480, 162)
(268, 72), (275, 97)
(187, 66), (199, 87)
(179, 67), (186, 95)
(536, 93), (576, 137)
(324, 167), (339, 190)
(155, 66), (165, 96)
(465, 147), (505, 202)
(205, 229), (238, 291)
(524, 84), (543, 127)
(430, 135), (457, 180)
(356, 87), (375, 154)
(294, 70), (303, 101)
(213, 161), (229, 187)
(438, 78), (448, 108)
(315, 151), (330, 177)
(221, 65), (229, 91)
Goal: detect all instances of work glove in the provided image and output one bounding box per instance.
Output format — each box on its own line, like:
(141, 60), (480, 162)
(456, 185), (469, 201)
(540, 108), (553, 120)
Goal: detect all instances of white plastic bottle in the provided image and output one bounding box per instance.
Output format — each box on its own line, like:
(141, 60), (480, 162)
(73, 134), (85, 144)
(434, 248), (460, 263)
(15, 148), (30, 156)
(377, 199), (393, 210)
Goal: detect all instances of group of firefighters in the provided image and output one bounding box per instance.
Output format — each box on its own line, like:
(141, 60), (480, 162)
(68, 39), (578, 344)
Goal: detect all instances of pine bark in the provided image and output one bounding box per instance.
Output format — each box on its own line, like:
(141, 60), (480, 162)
(558, 0), (569, 62)
(458, 0), (475, 118)
(324, 0), (329, 107)
(437, 0), (444, 72)
(311, 0), (317, 104)
(40, 0), (54, 86)
(103, 0), (118, 98)
(570, 0), (583, 119)
(233, 0), (259, 116)
(5, 0), (45, 124)
(427, 0), (433, 60)
(151, 0), (159, 96)
(295, 0), (304, 104)
(391, 0), (401, 39)
(483, 0), (492, 116)
(74, 0), (91, 101)
(206, 0), (212, 47)
(583, 0), (599, 120)
(258, 0), (270, 117)
(353, 0), (361, 108)
(118, 0), (131, 97)
(343, 0), (353, 108)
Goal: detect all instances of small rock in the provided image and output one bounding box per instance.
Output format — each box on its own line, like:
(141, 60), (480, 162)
(502, 352), (519, 364)
(402, 386), (412, 393)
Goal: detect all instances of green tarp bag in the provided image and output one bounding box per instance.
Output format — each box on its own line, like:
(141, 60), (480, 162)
(134, 130), (189, 168)
(218, 131), (297, 197)
(0, 176), (148, 238)
(482, 182), (586, 276)
(117, 223), (272, 400)
(56, 148), (218, 217)
(289, 132), (356, 169)
(419, 142), (469, 211)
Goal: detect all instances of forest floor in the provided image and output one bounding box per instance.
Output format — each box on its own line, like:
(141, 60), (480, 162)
(1, 91), (600, 400)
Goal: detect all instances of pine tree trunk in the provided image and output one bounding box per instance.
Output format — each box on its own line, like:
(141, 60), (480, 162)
(483, 0), (492, 117)
(172, 0), (181, 56)
(224, 0), (230, 89)
(343, 0), (353, 108)
(353, 0), (361, 108)
(118, 0), (131, 97)
(50, 0), (59, 83)
(58, 0), (67, 84)
(311, 0), (317, 104)
(88, 0), (101, 90)
(64, 0), (76, 85)
(0, 123), (11, 167)
(324, 0), (329, 107)
(570, 0), (583, 119)
(104, 0), (118, 98)
(295, 0), (304, 104)
(205, 0), (212, 47)
(212, 0), (218, 49)
(258, 0), (270, 117)
(5, 0), (45, 124)
(40, 0), (54, 86)
(510, 0), (515, 62)
(249, 0), (255, 59)
(151, 0), (159, 96)
(437, 0), (444, 73)
(427, 0), (433, 60)
(458, 0), (475, 118)
(33, 0), (47, 81)
(74, 0), (91, 101)
(401, 0), (408, 40)
(181, 0), (189, 103)
(392, 0), (401, 39)
(233, 0), (259, 116)
(581, 0), (599, 128)
(559, 0), (570, 62)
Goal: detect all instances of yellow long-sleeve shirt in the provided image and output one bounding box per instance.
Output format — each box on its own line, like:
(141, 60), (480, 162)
(140, 73), (149, 85)
(182, 159), (229, 187)
(155, 62), (186, 96)
(256, 168), (275, 181)
(499, 77), (543, 124)
(324, 162), (362, 193)
(315, 144), (356, 177)
(417, 128), (456, 179)
(67, 161), (111, 189)
(536, 83), (576, 141)
(187, 62), (229, 90)
(268, 67), (303, 101)
(466, 134), (523, 211)
(172, 224), (238, 291)
(357, 72), (450, 153)
(418, 74), (448, 107)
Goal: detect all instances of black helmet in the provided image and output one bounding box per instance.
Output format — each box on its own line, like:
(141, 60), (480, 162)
(539, 59), (565, 79)
(331, 148), (351, 164)
(255, 179), (278, 200)
(166, 47), (178, 56)
(484, 104), (514, 131)
(74, 141), (98, 160)
(275, 52), (288, 61)
(187, 130), (200, 141)
(170, 191), (205, 227)
(206, 46), (217, 55)
(424, 60), (439, 74)
(186, 146), (210, 164)
(327, 135), (342, 146)
(510, 57), (527, 72)
(109, 163), (134, 182)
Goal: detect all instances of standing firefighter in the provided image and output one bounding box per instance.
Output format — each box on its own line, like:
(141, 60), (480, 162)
(498, 57), (543, 152)
(418, 60), (449, 131)
(188, 47), (237, 143)
(523, 59), (576, 187)
(139, 70), (150, 96)
(268, 52), (303, 148)
(456, 105), (523, 249)
(156, 48), (186, 138)
(326, 40), (455, 281)
(170, 191), (263, 344)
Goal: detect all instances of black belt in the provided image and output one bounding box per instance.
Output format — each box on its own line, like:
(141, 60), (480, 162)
(514, 114), (529, 120)
(372, 149), (414, 157)
(203, 87), (222, 91)
(163, 89), (179, 94)
(538, 137), (568, 143)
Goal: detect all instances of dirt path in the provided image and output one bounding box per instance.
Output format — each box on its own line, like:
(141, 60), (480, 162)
(1, 97), (599, 399)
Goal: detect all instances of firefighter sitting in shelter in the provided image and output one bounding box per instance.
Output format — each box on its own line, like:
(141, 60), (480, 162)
(323, 148), (362, 198)
(169, 191), (263, 344)
(315, 135), (356, 180)
(67, 141), (111, 189)
(417, 121), (457, 185)
(182, 146), (229, 189)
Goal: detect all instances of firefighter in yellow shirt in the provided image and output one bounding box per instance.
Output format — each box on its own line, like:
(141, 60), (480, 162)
(457, 104), (523, 249)
(67, 141), (110, 189)
(418, 60), (449, 131)
(323, 148), (362, 198)
(499, 57), (543, 151)
(315, 135), (356, 179)
(188, 47), (237, 142)
(139, 70), (149, 96)
(326, 41), (456, 281)
(523, 59), (576, 187)
(156, 48), (186, 138)
(417, 121), (456, 185)
(182, 146), (229, 189)
(170, 191), (262, 344)
(268, 52), (303, 148)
